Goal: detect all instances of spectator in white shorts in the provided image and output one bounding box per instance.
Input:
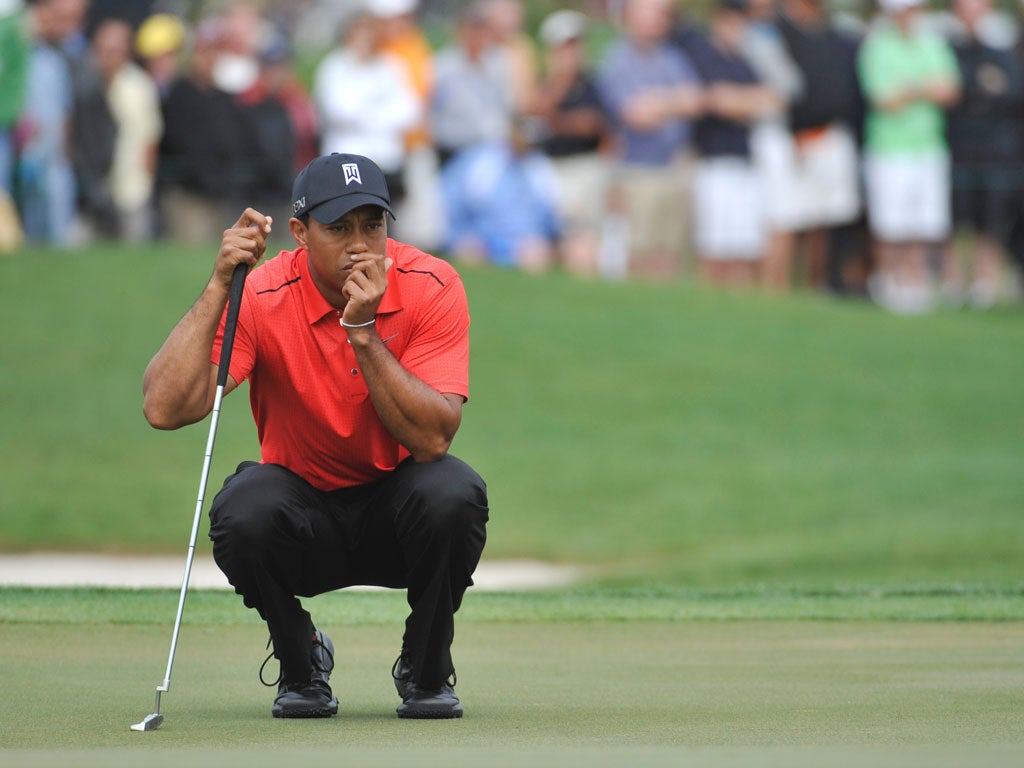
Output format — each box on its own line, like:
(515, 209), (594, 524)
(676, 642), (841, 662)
(858, 0), (960, 313)
(768, 0), (863, 291)
(686, 0), (782, 286)
(943, 0), (1024, 308)
(740, 0), (805, 288)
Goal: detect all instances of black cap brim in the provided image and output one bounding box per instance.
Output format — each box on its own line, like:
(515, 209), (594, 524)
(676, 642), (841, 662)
(307, 193), (394, 224)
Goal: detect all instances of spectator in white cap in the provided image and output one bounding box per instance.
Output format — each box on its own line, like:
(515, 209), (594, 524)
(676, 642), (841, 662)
(527, 8), (611, 276)
(858, 0), (960, 313)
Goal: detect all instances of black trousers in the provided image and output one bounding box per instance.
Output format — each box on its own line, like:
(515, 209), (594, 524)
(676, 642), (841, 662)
(208, 455), (489, 690)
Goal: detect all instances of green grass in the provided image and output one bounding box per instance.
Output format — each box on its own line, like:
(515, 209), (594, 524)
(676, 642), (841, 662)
(1, 614), (1022, 764)
(1, 243), (1023, 588)
(2, 586), (1022, 763)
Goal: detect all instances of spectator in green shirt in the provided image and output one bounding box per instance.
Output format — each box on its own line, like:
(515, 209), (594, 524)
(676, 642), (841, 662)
(0, 0), (28, 195)
(858, 0), (960, 314)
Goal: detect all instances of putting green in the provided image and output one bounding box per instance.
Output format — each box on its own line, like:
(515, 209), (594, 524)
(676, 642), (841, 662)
(2, 621), (1022, 766)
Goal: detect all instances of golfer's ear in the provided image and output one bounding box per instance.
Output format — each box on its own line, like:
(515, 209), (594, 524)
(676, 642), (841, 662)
(289, 217), (307, 248)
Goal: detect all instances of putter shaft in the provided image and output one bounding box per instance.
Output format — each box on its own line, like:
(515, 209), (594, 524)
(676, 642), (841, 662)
(131, 263), (248, 733)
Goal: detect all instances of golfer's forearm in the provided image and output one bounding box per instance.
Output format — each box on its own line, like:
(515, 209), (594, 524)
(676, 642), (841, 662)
(349, 336), (460, 461)
(142, 281), (227, 429)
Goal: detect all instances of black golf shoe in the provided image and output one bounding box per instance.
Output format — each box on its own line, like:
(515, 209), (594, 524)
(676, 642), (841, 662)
(272, 679), (339, 718)
(270, 629), (339, 719)
(392, 649), (463, 719)
(391, 648), (415, 702)
(309, 629), (335, 688)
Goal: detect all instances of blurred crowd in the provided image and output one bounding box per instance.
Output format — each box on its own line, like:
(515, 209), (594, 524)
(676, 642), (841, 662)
(3, 0), (1024, 312)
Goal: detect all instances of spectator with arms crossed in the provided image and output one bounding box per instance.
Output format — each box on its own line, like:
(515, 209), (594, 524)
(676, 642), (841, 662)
(598, 0), (705, 279)
(859, 0), (960, 313)
(686, 0), (782, 286)
(528, 9), (611, 276)
(944, 0), (1024, 308)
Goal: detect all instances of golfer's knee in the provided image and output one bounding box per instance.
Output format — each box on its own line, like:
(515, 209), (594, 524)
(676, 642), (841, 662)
(416, 457), (489, 536)
(209, 465), (293, 550)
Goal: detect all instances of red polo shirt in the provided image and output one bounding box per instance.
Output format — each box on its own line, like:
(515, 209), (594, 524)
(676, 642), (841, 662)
(211, 239), (470, 491)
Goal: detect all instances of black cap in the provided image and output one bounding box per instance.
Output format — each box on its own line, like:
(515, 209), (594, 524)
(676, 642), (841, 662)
(291, 153), (393, 223)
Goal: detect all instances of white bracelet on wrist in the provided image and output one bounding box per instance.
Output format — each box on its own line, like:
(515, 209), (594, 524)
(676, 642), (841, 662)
(339, 317), (376, 329)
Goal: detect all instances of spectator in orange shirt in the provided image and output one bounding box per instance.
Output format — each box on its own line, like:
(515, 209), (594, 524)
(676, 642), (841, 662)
(371, 0), (445, 247)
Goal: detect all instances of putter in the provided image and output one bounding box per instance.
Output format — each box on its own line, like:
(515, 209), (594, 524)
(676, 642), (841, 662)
(131, 262), (248, 732)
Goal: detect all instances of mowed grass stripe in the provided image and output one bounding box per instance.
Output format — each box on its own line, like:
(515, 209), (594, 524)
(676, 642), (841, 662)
(1, 622), (1022, 752)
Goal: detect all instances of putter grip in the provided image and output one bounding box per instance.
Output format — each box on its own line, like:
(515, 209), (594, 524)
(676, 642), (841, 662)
(216, 263), (248, 388)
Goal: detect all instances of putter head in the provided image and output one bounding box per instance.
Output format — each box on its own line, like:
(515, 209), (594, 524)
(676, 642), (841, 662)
(130, 713), (164, 732)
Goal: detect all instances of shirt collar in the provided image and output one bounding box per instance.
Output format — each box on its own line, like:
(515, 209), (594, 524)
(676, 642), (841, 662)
(298, 240), (404, 326)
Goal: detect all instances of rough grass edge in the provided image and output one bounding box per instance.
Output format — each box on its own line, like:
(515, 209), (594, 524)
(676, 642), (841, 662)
(2, 583), (1023, 626)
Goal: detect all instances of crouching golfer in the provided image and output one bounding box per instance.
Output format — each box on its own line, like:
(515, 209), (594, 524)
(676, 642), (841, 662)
(142, 153), (489, 720)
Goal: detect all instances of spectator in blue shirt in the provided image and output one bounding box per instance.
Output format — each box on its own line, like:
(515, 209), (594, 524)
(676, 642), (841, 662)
(441, 116), (561, 272)
(19, 0), (76, 245)
(597, 0), (704, 279)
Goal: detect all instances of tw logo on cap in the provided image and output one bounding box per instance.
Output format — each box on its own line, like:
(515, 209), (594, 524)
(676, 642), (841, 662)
(342, 163), (362, 185)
